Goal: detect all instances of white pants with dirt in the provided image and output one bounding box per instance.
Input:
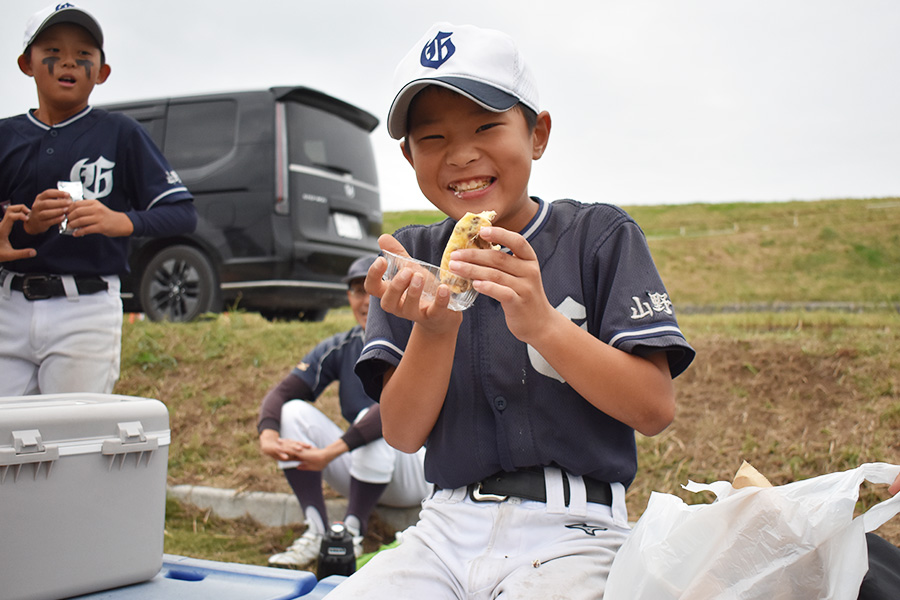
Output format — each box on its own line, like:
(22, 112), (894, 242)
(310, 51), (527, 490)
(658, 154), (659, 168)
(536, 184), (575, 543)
(324, 470), (631, 600)
(0, 272), (122, 396)
(278, 400), (431, 507)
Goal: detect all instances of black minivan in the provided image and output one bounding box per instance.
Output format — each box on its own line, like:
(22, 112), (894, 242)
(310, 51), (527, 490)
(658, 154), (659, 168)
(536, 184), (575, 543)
(101, 87), (381, 321)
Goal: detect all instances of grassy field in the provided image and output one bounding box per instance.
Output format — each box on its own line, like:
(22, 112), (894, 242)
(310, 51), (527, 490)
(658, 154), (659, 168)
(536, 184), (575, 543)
(114, 197), (900, 567)
(384, 197), (900, 307)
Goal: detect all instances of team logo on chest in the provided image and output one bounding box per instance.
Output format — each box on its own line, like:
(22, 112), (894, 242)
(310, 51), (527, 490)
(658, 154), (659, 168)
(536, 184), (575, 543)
(70, 156), (115, 200)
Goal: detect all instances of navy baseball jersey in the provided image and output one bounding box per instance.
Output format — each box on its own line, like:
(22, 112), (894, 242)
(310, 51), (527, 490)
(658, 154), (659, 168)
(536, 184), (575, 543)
(293, 324), (375, 425)
(0, 106), (196, 276)
(356, 197), (695, 490)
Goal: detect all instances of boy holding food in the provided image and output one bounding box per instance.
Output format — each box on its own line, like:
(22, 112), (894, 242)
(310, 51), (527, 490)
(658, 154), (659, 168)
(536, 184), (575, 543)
(326, 22), (694, 598)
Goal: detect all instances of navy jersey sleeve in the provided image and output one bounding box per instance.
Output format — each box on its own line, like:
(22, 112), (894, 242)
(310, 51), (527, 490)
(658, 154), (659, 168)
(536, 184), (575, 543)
(587, 217), (694, 377)
(257, 371), (314, 433)
(292, 333), (345, 399)
(115, 117), (196, 237)
(355, 295), (410, 403)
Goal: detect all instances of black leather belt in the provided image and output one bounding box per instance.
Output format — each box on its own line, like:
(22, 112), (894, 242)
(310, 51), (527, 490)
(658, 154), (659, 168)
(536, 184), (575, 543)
(467, 468), (612, 506)
(6, 272), (108, 300)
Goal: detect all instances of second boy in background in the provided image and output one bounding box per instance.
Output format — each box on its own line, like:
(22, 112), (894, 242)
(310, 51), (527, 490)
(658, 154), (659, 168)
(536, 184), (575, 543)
(328, 22), (695, 599)
(0, 3), (196, 396)
(259, 255), (431, 569)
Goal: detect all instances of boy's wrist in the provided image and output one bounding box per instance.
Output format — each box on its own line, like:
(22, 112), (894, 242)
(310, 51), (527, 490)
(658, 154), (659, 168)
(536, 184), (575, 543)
(514, 304), (566, 349)
(413, 316), (462, 343)
(326, 440), (350, 459)
(110, 211), (135, 237)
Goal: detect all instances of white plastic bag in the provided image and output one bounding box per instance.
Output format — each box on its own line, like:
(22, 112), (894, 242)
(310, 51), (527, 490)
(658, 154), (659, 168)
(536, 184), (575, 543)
(605, 462), (900, 600)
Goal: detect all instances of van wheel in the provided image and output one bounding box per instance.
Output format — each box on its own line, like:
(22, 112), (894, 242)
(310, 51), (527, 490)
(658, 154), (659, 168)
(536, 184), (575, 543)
(139, 245), (220, 322)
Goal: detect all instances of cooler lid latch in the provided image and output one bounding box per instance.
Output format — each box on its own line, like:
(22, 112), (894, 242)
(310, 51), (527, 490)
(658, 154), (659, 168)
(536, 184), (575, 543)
(0, 429), (60, 483)
(102, 421), (160, 470)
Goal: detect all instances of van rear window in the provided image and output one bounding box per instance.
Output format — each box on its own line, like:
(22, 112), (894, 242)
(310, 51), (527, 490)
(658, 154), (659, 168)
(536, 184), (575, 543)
(284, 102), (377, 186)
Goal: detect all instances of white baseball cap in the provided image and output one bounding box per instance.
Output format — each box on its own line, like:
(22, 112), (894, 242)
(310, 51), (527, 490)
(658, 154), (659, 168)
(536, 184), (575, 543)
(23, 3), (104, 52)
(387, 22), (540, 140)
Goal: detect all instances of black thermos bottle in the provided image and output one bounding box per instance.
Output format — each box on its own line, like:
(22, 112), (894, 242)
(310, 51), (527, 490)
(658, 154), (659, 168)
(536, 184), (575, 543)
(316, 522), (356, 580)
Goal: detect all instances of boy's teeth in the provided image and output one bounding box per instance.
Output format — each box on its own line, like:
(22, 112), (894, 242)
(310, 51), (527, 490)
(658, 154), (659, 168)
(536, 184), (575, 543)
(451, 179), (491, 197)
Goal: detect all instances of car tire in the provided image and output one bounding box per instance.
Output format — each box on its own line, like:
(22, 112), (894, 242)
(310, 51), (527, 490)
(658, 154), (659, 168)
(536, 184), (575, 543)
(139, 245), (220, 322)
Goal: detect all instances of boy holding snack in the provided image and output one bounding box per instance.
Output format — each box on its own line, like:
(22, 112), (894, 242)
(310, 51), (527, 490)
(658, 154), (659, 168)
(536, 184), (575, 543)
(331, 23), (695, 598)
(0, 3), (196, 396)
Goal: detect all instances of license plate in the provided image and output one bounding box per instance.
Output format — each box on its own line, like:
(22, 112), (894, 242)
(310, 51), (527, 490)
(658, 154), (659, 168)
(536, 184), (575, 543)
(334, 212), (363, 240)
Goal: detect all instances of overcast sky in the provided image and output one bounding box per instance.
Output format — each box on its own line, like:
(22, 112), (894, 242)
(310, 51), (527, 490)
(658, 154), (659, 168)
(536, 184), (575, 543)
(3, 1), (899, 212)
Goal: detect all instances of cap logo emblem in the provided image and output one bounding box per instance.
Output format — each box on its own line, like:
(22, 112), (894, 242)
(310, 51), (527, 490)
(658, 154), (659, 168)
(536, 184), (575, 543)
(55, 3), (77, 11)
(420, 31), (455, 69)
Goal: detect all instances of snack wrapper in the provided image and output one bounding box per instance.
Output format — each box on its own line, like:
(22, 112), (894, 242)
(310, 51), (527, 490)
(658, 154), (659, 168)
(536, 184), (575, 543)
(381, 250), (478, 311)
(58, 181), (83, 235)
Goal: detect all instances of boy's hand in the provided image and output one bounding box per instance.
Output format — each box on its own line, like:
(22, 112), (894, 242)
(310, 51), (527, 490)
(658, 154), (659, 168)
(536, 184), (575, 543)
(23, 189), (72, 235)
(448, 226), (553, 344)
(66, 200), (135, 237)
(363, 234), (405, 300)
(366, 234), (463, 334)
(293, 441), (348, 472)
(0, 204), (37, 261)
(259, 429), (312, 462)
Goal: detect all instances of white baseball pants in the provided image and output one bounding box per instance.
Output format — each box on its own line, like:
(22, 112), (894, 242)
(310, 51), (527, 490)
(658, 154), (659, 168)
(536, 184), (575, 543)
(0, 273), (122, 396)
(278, 399), (431, 508)
(324, 471), (631, 599)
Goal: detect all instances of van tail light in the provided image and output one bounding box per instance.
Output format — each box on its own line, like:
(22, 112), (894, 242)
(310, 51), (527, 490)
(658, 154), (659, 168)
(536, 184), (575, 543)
(274, 102), (289, 215)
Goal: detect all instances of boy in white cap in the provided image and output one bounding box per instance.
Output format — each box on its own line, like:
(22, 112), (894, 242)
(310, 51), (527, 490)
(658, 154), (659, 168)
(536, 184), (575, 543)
(328, 23), (695, 598)
(0, 3), (196, 396)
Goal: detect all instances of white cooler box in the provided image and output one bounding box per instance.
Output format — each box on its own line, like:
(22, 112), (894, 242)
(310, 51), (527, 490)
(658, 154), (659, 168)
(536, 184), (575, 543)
(0, 393), (170, 600)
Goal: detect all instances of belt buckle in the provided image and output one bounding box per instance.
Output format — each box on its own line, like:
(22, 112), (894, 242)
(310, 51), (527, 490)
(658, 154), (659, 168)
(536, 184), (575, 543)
(469, 481), (509, 503)
(22, 275), (52, 300)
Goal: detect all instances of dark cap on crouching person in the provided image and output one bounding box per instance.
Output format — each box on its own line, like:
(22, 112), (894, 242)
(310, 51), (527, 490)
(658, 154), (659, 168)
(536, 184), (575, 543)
(343, 255), (378, 285)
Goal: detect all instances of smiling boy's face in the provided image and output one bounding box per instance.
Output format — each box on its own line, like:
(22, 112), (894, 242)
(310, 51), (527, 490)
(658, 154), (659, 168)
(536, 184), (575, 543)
(402, 86), (550, 233)
(18, 23), (110, 122)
